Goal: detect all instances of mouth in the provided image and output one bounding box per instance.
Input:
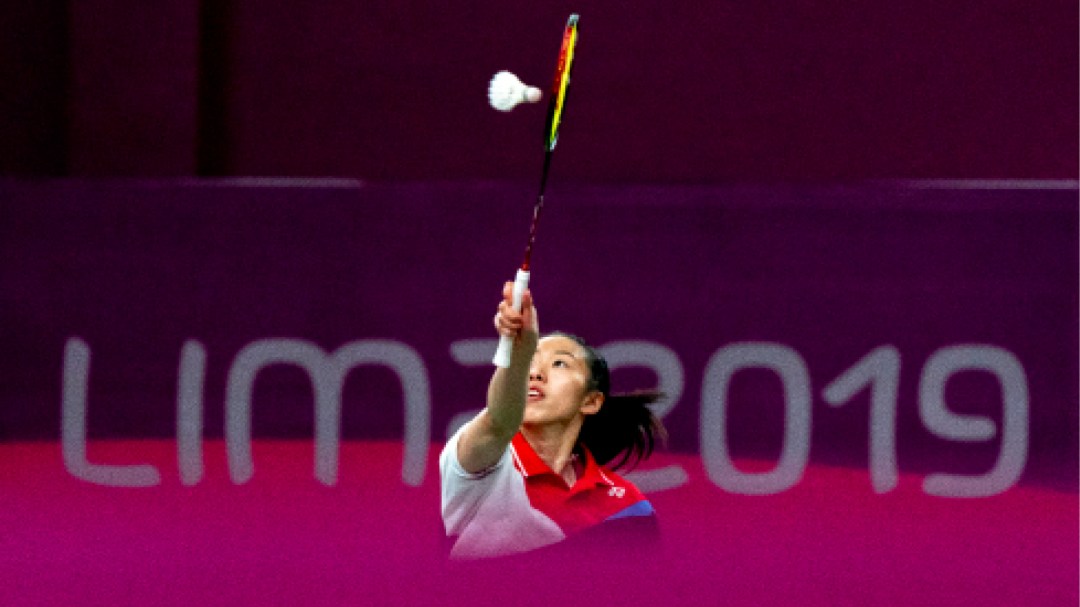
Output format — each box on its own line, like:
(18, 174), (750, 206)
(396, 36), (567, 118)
(527, 385), (544, 402)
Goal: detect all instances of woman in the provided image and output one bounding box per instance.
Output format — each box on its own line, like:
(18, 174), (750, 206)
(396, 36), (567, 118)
(439, 283), (665, 559)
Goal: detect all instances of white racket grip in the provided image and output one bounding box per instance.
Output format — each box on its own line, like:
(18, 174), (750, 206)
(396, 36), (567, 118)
(492, 268), (532, 368)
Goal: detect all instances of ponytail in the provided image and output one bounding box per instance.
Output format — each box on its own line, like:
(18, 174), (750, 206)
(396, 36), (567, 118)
(548, 332), (668, 472)
(580, 389), (667, 471)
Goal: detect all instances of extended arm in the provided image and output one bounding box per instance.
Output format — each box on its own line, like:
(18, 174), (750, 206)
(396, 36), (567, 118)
(456, 283), (539, 474)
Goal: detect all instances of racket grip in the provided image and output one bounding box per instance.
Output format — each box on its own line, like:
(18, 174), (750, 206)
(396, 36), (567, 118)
(492, 268), (532, 368)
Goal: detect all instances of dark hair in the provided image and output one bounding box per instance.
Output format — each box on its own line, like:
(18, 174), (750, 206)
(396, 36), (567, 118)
(548, 332), (667, 472)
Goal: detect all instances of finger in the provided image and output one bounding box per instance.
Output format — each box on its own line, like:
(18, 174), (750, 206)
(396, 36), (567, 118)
(494, 312), (510, 335)
(502, 282), (514, 303)
(496, 304), (523, 325)
(495, 316), (522, 337)
(497, 299), (523, 321)
(495, 303), (524, 332)
(498, 314), (524, 333)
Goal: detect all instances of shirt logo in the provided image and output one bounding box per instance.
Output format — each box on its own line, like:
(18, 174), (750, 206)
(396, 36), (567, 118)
(608, 486), (626, 498)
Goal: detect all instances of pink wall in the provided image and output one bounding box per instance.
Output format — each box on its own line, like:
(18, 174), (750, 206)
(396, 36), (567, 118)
(3, 2), (1077, 180)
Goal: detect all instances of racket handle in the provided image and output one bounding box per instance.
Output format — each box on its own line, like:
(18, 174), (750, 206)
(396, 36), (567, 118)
(492, 268), (532, 368)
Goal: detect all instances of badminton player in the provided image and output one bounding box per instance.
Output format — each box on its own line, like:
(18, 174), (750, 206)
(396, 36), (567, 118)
(440, 283), (665, 559)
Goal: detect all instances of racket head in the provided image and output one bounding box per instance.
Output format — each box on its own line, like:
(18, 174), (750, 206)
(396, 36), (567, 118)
(543, 14), (579, 152)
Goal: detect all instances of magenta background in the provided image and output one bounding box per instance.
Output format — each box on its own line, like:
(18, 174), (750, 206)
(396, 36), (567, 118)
(1, 179), (1077, 488)
(3, 2), (1077, 179)
(3, 2), (1077, 602)
(1, 179), (1077, 604)
(1, 441), (1076, 606)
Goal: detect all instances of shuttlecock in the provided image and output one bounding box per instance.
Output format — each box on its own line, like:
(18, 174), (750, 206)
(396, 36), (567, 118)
(488, 71), (541, 111)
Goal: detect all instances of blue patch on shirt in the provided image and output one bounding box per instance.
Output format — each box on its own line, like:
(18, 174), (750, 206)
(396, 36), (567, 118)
(606, 500), (655, 520)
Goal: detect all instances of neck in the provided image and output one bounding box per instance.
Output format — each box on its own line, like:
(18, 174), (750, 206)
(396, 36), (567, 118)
(521, 418), (582, 483)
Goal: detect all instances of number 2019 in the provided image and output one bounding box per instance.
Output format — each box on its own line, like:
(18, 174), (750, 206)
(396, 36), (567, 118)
(602, 342), (1028, 498)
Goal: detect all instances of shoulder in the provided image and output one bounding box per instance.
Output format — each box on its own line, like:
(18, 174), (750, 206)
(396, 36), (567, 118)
(562, 466), (661, 554)
(440, 425), (520, 539)
(439, 422), (512, 482)
(593, 465), (658, 526)
(597, 465), (648, 503)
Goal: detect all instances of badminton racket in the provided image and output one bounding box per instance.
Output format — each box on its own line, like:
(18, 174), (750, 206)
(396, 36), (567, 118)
(493, 13), (580, 368)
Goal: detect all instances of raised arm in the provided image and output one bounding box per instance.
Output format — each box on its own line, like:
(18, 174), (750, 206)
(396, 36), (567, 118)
(455, 283), (539, 474)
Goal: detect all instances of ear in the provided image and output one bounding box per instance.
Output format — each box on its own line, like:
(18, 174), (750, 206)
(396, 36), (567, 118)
(581, 391), (604, 416)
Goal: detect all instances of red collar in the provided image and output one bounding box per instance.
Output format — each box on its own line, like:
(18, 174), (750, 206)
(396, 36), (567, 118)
(510, 433), (616, 491)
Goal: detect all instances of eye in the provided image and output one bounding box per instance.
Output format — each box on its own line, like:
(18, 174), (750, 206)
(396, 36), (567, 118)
(552, 359), (569, 368)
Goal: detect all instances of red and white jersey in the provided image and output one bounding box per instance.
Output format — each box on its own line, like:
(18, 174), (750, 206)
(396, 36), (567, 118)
(440, 426), (656, 559)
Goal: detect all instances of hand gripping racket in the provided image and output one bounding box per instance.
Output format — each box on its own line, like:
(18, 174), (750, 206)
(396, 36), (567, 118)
(493, 13), (580, 368)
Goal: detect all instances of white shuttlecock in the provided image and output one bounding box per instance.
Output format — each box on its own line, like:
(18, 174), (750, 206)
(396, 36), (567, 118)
(488, 71), (542, 112)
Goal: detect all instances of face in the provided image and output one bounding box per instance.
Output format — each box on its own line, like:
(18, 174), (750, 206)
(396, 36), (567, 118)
(523, 336), (604, 428)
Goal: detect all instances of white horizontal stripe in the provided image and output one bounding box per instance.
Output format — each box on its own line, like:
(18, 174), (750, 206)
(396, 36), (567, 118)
(896, 179), (1078, 191)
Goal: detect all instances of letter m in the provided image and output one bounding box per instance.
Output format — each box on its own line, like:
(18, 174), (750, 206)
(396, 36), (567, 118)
(226, 339), (430, 487)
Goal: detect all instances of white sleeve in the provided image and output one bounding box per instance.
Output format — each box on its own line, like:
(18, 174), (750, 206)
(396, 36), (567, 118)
(438, 421), (512, 536)
(439, 423), (566, 559)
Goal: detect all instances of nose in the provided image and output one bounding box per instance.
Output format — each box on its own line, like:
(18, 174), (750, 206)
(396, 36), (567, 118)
(528, 360), (544, 382)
